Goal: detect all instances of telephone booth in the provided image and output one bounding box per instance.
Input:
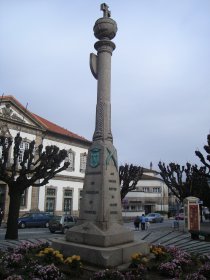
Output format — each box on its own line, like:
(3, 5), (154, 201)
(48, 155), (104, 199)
(184, 196), (200, 232)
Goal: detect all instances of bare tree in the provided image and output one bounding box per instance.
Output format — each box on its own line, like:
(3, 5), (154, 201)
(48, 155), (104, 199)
(195, 133), (210, 176)
(158, 162), (210, 212)
(119, 164), (144, 200)
(0, 132), (69, 240)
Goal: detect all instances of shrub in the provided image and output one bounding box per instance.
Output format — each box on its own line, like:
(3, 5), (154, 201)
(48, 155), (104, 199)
(92, 269), (125, 280)
(33, 263), (65, 280)
(185, 272), (207, 280)
(159, 261), (182, 277)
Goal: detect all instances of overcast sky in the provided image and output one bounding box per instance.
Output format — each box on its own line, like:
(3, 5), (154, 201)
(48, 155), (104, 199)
(0, 0), (210, 170)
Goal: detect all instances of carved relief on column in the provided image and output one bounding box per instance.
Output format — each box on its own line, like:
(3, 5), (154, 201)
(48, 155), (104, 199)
(93, 100), (104, 141)
(93, 100), (113, 142)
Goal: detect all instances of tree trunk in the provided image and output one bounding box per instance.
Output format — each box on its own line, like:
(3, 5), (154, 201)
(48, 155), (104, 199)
(199, 204), (203, 223)
(5, 189), (22, 240)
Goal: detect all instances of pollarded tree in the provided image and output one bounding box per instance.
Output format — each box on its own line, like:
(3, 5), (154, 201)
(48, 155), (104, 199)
(158, 162), (210, 209)
(119, 164), (144, 200)
(0, 132), (69, 240)
(195, 133), (210, 210)
(195, 133), (210, 176)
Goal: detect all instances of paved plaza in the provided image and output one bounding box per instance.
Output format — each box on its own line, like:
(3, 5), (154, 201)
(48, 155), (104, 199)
(0, 221), (209, 255)
(130, 220), (210, 255)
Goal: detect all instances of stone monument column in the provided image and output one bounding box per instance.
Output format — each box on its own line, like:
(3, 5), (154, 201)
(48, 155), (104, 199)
(54, 4), (149, 267)
(66, 3), (133, 246)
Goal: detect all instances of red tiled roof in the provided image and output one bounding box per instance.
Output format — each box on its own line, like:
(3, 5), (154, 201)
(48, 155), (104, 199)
(1, 95), (91, 143)
(33, 113), (90, 142)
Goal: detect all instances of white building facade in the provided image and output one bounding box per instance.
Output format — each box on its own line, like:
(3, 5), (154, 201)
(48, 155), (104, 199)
(122, 168), (169, 217)
(0, 96), (91, 219)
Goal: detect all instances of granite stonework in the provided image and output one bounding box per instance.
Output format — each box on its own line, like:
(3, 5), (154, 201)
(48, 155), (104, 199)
(52, 3), (149, 267)
(66, 140), (134, 247)
(53, 238), (149, 268)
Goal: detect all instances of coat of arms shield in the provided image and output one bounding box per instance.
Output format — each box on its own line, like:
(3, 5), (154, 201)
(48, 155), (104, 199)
(90, 148), (100, 168)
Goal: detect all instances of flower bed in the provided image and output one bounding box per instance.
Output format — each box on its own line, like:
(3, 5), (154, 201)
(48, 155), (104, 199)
(0, 242), (210, 279)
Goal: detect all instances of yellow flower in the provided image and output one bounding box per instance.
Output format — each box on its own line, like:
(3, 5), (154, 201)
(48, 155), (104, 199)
(44, 247), (54, 253)
(131, 253), (141, 260)
(141, 257), (149, 264)
(56, 253), (64, 259)
(53, 250), (60, 254)
(36, 252), (44, 257)
(75, 255), (81, 261)
(64, 257), (73, 264)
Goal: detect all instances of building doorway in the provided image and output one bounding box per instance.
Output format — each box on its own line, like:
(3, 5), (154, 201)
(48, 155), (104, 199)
(144, 205), (152, 214)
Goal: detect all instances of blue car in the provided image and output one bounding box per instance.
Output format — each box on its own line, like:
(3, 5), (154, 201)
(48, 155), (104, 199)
(18, 212), (53, 228)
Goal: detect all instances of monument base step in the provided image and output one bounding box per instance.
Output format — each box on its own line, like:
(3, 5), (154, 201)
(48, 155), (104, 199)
(66, 222), (134, 247)
(52, 238), (149, 268)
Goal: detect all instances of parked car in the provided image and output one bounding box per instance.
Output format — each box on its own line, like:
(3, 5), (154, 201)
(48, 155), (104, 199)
(18, 212), (53, 228)
(48, 215), (76, 233)
(145, 213), (164, 223)
(175, 213), (184, 220)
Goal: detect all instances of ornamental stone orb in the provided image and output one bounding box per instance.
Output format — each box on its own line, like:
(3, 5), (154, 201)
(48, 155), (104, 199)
(93, 17), (117, 40)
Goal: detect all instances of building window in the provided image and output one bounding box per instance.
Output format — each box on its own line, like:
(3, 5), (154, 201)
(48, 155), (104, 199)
(18, 140), (30, 163)
(80, 152), (87, 173)
(153, 187), (160, 193)
(131, 205), (136, 211)
(78, 189), (83, 210)
(20, 189), (27, 207)
(45, 187), (56, 213)
(142, 187), (150, 192)
(63, 189), (73, 214)
(66, 149), (75, 172)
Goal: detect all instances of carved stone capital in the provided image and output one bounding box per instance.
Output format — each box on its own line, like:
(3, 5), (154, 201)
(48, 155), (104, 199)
(94, 40), (116, 54)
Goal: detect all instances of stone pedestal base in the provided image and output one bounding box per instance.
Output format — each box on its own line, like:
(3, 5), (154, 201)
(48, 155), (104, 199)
(52, 238), (149, 268)
(66, 222), (134, 247)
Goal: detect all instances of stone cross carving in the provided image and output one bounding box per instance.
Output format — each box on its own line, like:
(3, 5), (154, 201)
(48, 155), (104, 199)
(101, 3), (111, 18)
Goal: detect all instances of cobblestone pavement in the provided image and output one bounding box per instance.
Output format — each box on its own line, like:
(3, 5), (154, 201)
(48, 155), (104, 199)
(133, 228), (210, 255)
(0, 224), (209, 255)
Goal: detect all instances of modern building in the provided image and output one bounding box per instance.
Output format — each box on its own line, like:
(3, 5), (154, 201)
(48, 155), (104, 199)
(122, 167), (169, 217)
(0, 95), (91, 220)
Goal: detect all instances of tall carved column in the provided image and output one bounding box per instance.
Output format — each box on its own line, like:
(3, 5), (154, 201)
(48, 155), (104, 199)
(66, 3), (133, 246)
(54, 4), (149, 267)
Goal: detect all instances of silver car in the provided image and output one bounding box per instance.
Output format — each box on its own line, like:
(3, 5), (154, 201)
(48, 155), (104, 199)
(146, 213), (164, 223)
(48, 215), (76, 233)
